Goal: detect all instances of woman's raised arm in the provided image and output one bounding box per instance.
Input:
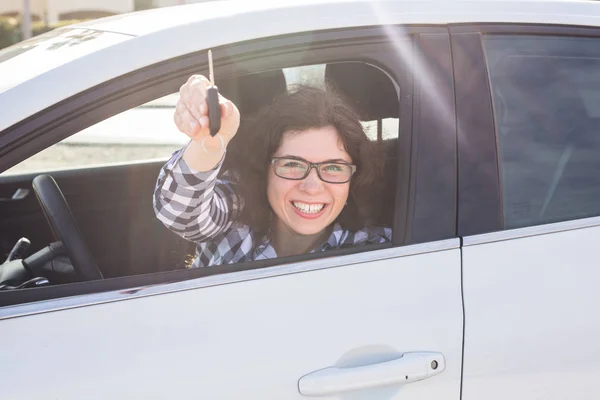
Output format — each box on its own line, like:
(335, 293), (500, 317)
(153, 75), (242, 242)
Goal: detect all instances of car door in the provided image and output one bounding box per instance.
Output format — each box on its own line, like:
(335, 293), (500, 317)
(0, 27), (462, 399)
(453, 25), (600, 399)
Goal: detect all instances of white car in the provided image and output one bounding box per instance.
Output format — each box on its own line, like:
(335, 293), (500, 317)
(1, 0), (600, 398)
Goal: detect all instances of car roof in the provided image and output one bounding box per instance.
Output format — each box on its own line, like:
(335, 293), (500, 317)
(2, 0), (600, 133)
(71, 0), (600, 37)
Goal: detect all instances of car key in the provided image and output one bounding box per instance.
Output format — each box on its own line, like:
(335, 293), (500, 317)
(207, 50), (221, 136)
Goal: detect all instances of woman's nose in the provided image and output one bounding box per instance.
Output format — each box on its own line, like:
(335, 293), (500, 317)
(299, 168), (324, 192)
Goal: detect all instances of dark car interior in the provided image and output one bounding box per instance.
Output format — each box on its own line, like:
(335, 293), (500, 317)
(492, 57), (600, 229)
(0, 61), (399, 292)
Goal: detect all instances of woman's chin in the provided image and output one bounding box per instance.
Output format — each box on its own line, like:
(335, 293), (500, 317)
(287, 216), (330, 236)
(294, 225), (328, 237)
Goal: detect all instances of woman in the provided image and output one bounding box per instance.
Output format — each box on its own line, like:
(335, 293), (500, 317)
(154, 74), (391, 267)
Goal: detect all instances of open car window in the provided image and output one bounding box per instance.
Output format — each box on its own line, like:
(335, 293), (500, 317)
(2, 62), (400, 176)
(0, 23), (429, 307)
(0, 57), (401, 293)
(2, 93), (184, 175)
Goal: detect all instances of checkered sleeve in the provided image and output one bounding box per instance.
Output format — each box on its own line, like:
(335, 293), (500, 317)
(153, 146), (242, 242)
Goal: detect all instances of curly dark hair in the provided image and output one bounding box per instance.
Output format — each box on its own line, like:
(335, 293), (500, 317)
(223, 84), (386, 235)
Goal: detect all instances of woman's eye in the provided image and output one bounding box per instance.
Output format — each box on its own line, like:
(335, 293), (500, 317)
(323, 164), (344, 172)
(281, 161), (304, 169)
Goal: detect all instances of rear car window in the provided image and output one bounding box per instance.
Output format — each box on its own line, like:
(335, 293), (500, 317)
(484, 35), (600, 229)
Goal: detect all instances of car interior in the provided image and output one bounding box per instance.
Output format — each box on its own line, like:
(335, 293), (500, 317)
(0, 61), (399, 293)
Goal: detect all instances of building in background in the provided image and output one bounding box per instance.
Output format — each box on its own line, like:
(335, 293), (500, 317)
(0, 0), (216, 25)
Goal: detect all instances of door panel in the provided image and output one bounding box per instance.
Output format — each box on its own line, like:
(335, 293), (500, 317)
(1, 243), (463, 399)
(455, 26), (600, 399)
(0, 160), (192, 277)
(461, 221), (600, 399)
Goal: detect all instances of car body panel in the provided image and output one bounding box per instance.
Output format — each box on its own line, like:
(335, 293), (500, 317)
(0, 29), (133, 94)
(461, 217), (600, 399)
(452, 21), (600, 399)
(74, 0), (600, 37)
(1, 242), (463, 399)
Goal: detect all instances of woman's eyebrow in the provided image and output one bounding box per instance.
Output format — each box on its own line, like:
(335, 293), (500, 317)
(279, 155), (350, 163)
(324, 158), (350, 163)
(278, 155), (306, 161)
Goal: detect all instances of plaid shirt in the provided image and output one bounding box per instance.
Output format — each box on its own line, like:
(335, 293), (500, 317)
(154, 147), (392, 268)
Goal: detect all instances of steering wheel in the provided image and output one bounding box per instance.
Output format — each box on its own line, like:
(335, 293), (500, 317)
(31, 174), (104, 281)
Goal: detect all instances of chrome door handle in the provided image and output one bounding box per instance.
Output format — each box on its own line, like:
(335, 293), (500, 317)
(298, 351), (445, 397)
(0, 188), (30, 202)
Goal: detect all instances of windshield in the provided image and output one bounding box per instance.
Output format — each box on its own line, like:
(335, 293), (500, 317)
(0, 28), (132, 94)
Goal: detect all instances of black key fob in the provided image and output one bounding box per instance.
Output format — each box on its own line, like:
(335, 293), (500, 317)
(207, 85), (221, 136)
(206, 50), (221, 137)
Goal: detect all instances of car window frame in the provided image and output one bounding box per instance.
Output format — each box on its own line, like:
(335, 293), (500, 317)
(451, 23), (600, 238)
(0, 25), (456, 307)
(408, 32), (457, 244)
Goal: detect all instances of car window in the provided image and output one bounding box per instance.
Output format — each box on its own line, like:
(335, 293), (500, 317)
(3, 62), (399, 176)
(484, 35), (600, 229)
(2, 61), (399, 266)
(0, 26), (418, 307)
(283, 64), (399, 141)
(2, 93), (185, 175)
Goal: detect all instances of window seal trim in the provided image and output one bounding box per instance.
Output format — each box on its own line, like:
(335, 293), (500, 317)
(463, 216), (600, 247)
(449, 23), (600, 37)
(0, 238), (459, 320)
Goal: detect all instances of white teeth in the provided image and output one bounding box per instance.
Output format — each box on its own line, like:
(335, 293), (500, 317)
(293, 201), (325, 214)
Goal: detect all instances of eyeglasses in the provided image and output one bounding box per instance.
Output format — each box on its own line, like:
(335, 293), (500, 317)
(270, 157), (356, 184)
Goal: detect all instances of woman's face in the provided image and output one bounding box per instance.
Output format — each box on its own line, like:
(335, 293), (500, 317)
(267, 126), (352, 237)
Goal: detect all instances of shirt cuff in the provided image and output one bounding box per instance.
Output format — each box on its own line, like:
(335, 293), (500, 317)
(167, 145), (226, 189)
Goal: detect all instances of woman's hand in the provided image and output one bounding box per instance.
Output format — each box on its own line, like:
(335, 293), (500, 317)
(175, 74), (240, 171)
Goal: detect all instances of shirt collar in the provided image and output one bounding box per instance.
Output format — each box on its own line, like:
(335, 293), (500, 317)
(317, 222), (347, 252)
(253, 222), (347, 259)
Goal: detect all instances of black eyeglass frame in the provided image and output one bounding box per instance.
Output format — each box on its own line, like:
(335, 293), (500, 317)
(270, 157), (357, 184)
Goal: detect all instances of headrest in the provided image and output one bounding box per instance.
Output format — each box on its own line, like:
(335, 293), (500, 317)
(325, 63), (398, 121)
(218, 70), (287, 116)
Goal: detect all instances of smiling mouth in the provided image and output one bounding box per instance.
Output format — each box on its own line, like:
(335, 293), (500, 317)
(292, 201), (326, 214)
